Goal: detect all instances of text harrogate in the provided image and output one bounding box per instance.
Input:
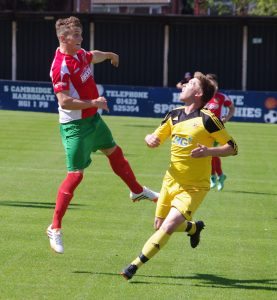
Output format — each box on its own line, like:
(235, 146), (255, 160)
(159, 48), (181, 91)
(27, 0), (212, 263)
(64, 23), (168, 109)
(12, 93), (55, 101)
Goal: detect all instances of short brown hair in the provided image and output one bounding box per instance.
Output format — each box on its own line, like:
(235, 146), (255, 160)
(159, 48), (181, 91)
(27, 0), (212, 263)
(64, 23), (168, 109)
(206, 73), (218, 83)
(206, 73), (219, 90)
(194, 71), (216, 104)
(55, 16), (82, 38)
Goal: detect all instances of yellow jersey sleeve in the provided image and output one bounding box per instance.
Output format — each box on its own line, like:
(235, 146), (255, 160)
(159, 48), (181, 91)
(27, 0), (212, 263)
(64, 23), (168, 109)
(153, 111), (172, 144)
(201, 108), (238, 155)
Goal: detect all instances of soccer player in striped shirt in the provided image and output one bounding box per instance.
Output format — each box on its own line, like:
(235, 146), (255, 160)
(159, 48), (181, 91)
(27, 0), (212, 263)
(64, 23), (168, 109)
(47, 16), (159, 254)
(121, 72), (238, 280)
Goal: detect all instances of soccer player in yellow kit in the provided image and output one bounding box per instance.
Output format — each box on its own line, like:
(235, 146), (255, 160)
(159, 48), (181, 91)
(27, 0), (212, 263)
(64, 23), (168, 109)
(121, 72), (238, 280)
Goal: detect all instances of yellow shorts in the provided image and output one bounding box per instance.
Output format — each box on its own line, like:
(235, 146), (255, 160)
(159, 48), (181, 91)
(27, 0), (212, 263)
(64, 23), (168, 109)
(155, 173), (209, 221)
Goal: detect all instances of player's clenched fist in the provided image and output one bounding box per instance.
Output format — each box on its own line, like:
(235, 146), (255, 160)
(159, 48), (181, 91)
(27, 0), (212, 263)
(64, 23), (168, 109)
(92, 96), (109, 112)
(145, 134), (160, 148)
(109, 53), (119, 67)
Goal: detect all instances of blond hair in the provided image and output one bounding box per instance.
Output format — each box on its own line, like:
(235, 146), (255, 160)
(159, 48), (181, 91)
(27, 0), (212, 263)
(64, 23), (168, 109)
(55, 16), (82, 38)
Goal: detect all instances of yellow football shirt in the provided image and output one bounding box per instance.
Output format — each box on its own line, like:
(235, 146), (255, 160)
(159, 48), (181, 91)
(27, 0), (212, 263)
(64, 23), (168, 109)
(154, 106), (238, 188)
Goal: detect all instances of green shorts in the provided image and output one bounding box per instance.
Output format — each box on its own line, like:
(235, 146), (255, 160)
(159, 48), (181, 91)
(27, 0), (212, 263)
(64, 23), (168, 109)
(60, 113), (116, 171)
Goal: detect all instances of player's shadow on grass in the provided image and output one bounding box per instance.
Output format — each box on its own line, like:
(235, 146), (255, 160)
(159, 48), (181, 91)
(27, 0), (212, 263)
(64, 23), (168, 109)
(0, 200), (85, 209)
(73, 271), (277, 291)
(224, 190), (277, 196)
(180, 273), (277, 292)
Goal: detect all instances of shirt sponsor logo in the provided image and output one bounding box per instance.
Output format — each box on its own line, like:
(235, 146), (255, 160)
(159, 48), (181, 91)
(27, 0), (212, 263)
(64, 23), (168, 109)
(172, 135), (192, 147)
(80, 66), (92, 83)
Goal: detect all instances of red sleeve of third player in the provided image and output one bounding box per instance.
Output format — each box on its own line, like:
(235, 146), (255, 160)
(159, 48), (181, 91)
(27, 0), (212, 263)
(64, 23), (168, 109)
(223, 93), (232, 107)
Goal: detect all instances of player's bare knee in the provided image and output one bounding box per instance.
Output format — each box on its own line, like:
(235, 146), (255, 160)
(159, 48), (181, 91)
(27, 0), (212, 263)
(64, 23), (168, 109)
(160, 219), (178, 234)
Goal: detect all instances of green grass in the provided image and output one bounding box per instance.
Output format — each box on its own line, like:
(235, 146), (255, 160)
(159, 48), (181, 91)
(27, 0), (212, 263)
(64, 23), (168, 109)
(0, 110), (276, 300)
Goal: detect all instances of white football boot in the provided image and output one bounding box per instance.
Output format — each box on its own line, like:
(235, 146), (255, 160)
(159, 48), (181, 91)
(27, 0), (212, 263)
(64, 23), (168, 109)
(130, 186), (159, 203)
(46, 225), (64, 254)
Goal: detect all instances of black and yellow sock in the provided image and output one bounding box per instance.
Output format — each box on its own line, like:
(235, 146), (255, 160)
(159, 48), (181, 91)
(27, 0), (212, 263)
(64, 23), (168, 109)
(131, 254), (148, 268)
(131, 229), (170, 268)
(176, 220), (196, 235)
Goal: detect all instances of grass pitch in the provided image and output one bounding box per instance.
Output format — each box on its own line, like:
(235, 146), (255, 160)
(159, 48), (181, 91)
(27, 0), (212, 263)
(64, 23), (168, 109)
(0, 110), (276, 300)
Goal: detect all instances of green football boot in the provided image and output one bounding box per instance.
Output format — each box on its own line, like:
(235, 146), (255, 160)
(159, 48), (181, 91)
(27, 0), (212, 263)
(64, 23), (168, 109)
(210, 175), (217, 189)
(217, 174), (227, 191)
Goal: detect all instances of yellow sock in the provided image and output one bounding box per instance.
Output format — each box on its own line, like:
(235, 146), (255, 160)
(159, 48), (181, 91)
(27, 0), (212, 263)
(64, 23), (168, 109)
(175, 222), (186, 232)
(142, 229), (170, 259)
(176, 221), (196, 235)
(131, 256), (144, 268)
(131, 229), (170, 268)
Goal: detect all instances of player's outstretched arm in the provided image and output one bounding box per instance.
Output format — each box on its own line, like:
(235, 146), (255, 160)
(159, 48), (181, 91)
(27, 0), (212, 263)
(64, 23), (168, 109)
(56, 91), (109, 112)
(91, 50), (119, 67)
(222, 103), (235, 123)
(191, 143), (237, 158)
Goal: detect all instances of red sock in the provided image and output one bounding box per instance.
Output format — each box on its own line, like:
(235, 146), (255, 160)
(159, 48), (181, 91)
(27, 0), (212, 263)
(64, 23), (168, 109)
(107, 146), (143, 194)
(52, 172), (83, 229)
(213, 156), (223, 176)
(211, 157), (217, 175)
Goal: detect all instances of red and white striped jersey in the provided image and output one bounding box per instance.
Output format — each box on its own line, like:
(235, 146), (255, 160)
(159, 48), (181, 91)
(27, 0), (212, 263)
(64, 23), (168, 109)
(50, 48), (98, 123)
